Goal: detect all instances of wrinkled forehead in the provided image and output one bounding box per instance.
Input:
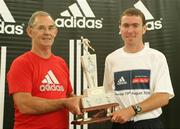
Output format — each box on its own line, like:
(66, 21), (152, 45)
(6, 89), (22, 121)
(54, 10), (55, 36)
(33, 15), (55, 27)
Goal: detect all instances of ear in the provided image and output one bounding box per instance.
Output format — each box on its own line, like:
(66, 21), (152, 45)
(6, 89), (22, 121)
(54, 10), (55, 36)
(119, 25), (121, 35)
(143, 25), (147, 34)
(26, 26), (33, 38)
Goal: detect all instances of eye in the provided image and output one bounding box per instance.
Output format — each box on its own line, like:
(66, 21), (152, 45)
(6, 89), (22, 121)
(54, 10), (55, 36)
(49, 26), (56, 30)
(34, 25), (56, 32)
(37, 26), (45, 31)
(132, 24), (139, 28)
(122, 24), (129, 28)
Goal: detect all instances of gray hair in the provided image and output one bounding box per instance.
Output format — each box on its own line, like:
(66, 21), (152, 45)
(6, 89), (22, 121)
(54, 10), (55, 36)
(28, 11), (55, 27)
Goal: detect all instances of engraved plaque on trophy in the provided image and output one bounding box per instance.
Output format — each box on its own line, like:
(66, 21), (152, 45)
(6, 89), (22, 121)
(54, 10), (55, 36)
(71, 37), (119, 125)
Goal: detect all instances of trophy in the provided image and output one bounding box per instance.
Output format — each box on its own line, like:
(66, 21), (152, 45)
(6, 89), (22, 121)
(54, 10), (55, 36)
(71, 37), (119, 125)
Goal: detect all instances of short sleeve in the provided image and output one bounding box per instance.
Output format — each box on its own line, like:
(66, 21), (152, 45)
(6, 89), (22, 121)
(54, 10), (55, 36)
(103, 57), (114, 93)
(153, 54), (174, 99)
(7, 58), (33, 95)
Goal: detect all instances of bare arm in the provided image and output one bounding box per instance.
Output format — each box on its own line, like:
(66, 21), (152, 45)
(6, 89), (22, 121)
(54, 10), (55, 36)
(138, 92), (169, 113)
(111, 92), (170, 123)
(13, 92), (81, 115)
(67, 92), (76, 97)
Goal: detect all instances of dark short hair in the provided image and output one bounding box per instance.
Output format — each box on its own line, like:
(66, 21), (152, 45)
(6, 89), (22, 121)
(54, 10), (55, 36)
(28, 11), (55, 27)
(119, 8), (146, 25)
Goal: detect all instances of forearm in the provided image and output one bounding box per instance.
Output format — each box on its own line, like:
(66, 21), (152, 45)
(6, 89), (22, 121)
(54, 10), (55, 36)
(26, 97), (67, 114)
(13, 92), (81, 115)
(136, 92), (170, 114)
(67, 92), (76, 97)
(111, 93), (170, 123)
(13, 93), (67, 114)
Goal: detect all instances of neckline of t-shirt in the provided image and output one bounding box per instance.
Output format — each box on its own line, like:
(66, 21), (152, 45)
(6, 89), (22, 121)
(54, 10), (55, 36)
(29, 51), (54, 60)
(121, 46), (147, 56)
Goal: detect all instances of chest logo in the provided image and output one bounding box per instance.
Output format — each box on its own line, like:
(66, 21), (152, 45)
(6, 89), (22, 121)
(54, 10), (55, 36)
(40, 70), (64, 92)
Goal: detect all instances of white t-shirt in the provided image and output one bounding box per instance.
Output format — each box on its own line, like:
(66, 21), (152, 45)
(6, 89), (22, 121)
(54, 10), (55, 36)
(103, 47), (174, 121)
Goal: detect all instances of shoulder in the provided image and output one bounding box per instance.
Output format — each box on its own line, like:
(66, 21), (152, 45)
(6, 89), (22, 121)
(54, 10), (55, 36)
(52, 55), (66, 63)
(10, 51), (32, 66)
(8, 51), (33, 75)
(106, 48), (122, 61)
(52, 55), (68, 67)
(107, 48), (122, 58)
(145, 47), (166, 60)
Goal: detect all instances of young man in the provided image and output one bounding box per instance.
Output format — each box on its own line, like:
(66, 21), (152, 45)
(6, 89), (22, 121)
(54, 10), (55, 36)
(7, 11), (81, 129)
(103, 8), (174, 129)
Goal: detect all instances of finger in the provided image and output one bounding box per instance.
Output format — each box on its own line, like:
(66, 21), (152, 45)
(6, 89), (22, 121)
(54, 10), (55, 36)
(111, 115), (116, 122)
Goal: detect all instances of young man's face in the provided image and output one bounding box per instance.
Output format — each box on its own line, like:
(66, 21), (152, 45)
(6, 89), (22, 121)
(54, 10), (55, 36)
(119, 15), (146, 45)
(27, 15), (58, 49)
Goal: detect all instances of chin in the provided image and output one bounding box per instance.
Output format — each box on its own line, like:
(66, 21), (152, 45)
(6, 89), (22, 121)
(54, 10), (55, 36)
(126, 39), (133, 43)
(41, 43), (53, 48)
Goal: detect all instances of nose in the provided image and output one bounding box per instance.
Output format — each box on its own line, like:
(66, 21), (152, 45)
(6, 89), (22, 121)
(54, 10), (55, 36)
(127, 26), (134, 33)
(43, 28), (51, 34)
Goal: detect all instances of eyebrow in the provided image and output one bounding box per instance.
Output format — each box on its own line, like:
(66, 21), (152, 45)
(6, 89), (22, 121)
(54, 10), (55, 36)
(32, 24), (56, 28)
(122, 23), (141, 25)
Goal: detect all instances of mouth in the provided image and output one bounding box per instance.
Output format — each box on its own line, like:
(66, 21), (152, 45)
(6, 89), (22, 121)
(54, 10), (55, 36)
(126, 36), (134, 39)
(126, 34), (134, 38)
(126, 34), (136, 39)
(42, 37), (51, 41)
(125, 36), (135, 42)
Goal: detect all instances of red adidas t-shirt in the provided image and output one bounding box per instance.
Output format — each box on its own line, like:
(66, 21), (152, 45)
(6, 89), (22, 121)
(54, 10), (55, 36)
(7, 51), (73, 129)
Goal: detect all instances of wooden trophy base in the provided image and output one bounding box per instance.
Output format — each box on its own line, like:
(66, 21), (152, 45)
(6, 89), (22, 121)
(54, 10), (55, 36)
(71, 103), (119, 125)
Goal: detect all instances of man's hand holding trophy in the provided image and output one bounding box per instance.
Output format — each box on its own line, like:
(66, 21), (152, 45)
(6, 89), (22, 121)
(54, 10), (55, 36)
(71, 37), (119, 125)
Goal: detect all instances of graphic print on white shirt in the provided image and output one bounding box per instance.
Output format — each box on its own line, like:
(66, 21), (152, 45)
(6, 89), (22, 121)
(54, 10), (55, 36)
(40, 70), (64, 92)
(114, 69), (150, 95)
